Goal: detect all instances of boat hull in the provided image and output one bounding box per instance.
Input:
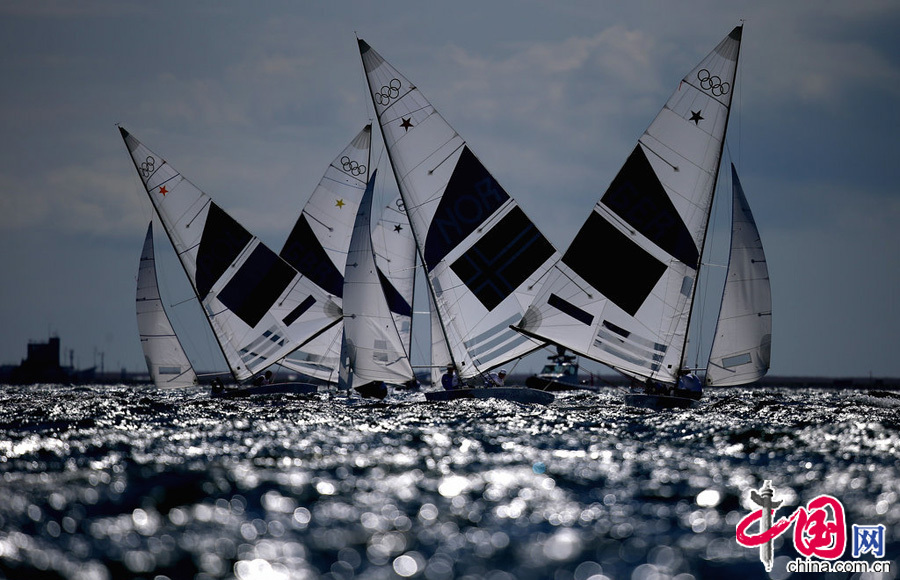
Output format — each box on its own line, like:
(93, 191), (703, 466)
(425, 387), (554, 405)
(624, 393), (699, 410)
(524, 376), (582, 391)
(353, 382), (389, 400)
(211, 382), (320, 398)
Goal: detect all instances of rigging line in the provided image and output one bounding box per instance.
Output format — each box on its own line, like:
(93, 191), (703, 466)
(304, 210), (333, 232)
(556, 264), (595, 300)
(638, 138), (680, 172)
(167, 295), (198, 308)
(276, 275), (305, 308)
(151, 170), (180, 192)
(322, 171), (367, 189)
(377, 85), (419, 118)
(185, 197), (212, 229)
(427, 139), (464, 175)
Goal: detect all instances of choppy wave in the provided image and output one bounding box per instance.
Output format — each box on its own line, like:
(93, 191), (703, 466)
(0, 384), (897, 579)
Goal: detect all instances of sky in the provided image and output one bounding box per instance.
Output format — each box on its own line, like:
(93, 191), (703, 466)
(1, 0), (899, 379)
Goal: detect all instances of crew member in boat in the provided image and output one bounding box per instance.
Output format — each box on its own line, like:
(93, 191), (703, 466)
(674, 371), (702, 400)
(484, 369), (506, 387)
(254, 370), (273, 386)
(441, 364), (461, 390)
(643, 377), (672, 396)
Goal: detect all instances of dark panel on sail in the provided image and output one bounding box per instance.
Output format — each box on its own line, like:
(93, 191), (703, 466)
(283, 295), (317, 326)
(218, 245), (295, 328)
(562, 212), (666, 316)
(377, 267), (412, 317)
(601, 146), (699, 268)
(451, 207), (555, 311)
(548, 294), (594, 326)
(424, 146), (510, 271)
(196, 203), (253, 298)
(280, 214), (344, 297)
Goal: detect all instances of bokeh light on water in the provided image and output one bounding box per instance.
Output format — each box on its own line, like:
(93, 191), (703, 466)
(0, 384), (898, 579)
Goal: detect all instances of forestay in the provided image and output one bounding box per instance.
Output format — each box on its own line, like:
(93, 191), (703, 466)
(515, 27), (743, 385)
(136, 221), (198, 388)
(340, 170), (415, 388)
(120, 127), (342, 381)
(358, 39), (560, 378)
(706, 165), (771, 386)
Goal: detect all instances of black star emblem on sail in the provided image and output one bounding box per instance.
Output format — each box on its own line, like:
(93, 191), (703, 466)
(689, 110), (704, 125)
(394, 224), (403, 233)
(400, 118), (413, 131)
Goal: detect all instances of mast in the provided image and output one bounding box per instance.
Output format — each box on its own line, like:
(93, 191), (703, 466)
(357, 38), (463, 376)
(677, 24), (743, 376)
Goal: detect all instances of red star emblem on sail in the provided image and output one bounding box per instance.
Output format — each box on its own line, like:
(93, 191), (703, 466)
(158, 186), (168, 196)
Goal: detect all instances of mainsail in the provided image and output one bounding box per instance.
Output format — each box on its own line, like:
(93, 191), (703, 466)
(277, 126), (372, 382)
(119, 127), (342, 382)
(358, 38), (560, 378)
(277, 125), (416, 383)
(136, 221), (198, 388)
(340, 170), (415, 389)
(516, 27), (743, 385)
(705, 165), (771, 386)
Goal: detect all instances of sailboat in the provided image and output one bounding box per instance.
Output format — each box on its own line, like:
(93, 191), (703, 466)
(514, 26), (768, 407)
(276, 125), (378, 383)
(357, 38), (557, 405)
(136, 221), (198, 388)
(119, 127), (343, 394)
(704, 165), (772, 386)
(338, 169), (416, 399)
(525, 346), (583, 392)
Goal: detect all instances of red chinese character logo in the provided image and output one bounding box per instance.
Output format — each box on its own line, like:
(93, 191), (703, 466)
(736, 482), (846, 570)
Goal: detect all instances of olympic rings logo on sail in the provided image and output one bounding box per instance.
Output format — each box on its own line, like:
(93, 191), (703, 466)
(697, 69), (730, 97)
(340, 156), (366, 176)
(374, 79), (402, 106)
(140, 156), (156, 178)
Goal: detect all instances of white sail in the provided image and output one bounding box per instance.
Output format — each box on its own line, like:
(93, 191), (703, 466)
(136, 221), (198, 388)
(516, 27), (743, 385)
(277, 126), (372, 382)
(706, 165), (771, 386)
(340, 170), (415, 388)
(370, 191), (417, 364)
(358, 38), (559, 378)
(119, 127), (342, 382)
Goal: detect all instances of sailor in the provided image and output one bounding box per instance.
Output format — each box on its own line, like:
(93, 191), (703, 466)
(484, 369), (507, 387)
(675, 371), (702, 400)
(441, 364), (460, 391)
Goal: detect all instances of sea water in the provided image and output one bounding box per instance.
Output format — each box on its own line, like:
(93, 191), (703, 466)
(0, 384), (897, 579)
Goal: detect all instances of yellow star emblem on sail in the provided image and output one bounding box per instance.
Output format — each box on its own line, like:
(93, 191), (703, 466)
(335, 199), (345, 208)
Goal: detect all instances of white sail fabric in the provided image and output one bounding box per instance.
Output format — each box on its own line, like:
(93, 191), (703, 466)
(358, 38), (559, 378)
(340, 170), (415, 388)
(516, 27), (743, 385)
(136, 221), (198, 388)
(119, 127), (342, 382)
(706, 165), (771, 386)
(278, 126), (372, 382)
(370, 190), (416, 362)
